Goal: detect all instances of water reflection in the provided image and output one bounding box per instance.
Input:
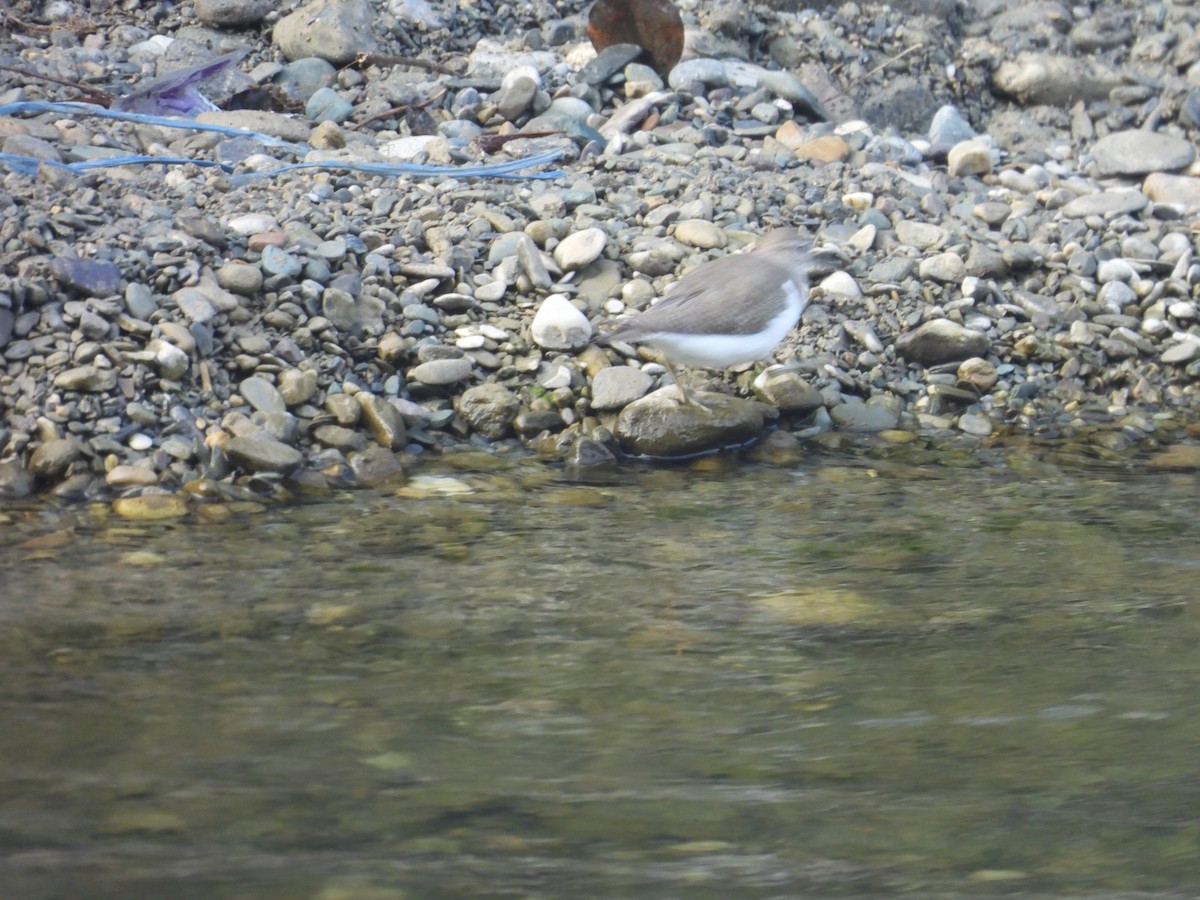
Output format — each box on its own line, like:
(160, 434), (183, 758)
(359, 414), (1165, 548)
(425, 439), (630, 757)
(1, 456), (1198, 898)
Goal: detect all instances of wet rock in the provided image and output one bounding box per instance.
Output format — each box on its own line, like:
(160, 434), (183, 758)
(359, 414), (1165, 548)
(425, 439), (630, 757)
(0, 460), (35, 498)
(896, 319), (990, 365)
(278, 369), (318, 406)
(456, 383), (521, 439)
(993, 53), (1120, 105)
(194, 0), (272, 26)
(410, 358), (473, 386)
(240, 376), (287, 415)
(29, 438), (80, 480)
(348, 444), (405, 485)
(614, 388), (767, 457)
(113, 494), (190, 520)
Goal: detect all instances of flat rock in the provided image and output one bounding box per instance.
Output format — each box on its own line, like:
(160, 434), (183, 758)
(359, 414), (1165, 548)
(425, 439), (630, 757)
(411, 358), (474, 386)
(54, 365), (117, 392)
(614, 388), (767, 458)
(829, 401), (900, 433)
(226, 433), (305, 473)
(591, 365), (654, 410)
(896, 319), (990, 365)
(1093, 130), (1196, 177)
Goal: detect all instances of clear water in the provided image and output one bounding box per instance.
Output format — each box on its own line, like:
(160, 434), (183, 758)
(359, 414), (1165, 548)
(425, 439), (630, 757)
(1, 452), (1198, 898)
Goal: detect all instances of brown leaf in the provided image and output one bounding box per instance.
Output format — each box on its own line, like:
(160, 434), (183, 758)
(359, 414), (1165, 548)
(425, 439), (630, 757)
(587, 0), (684, 80)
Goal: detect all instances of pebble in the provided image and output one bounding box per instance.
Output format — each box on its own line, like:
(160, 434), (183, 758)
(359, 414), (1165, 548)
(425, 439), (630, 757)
(410, 358), (474, 386)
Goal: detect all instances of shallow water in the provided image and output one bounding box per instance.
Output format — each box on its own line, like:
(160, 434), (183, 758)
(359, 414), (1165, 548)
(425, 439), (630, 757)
(2, 451), (1199, 898)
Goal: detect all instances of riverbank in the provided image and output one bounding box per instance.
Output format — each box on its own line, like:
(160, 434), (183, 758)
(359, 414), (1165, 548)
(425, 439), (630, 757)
(2, 0), (1199, 509)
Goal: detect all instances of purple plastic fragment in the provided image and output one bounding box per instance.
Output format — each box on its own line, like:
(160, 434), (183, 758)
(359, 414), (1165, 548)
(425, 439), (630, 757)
(112, 48), (250, 118)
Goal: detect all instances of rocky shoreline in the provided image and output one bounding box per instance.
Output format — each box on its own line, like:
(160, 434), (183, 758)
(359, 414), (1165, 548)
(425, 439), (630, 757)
(2, 0), (1199, 512)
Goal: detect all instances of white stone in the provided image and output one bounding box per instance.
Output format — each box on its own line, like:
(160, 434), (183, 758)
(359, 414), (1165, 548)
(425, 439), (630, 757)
(553, 228), (608, 272)
(149, 338), (189, 379)
(820, 271), (862, 298)
(225, 213), (278, 235)
(531, 293), (592, 350)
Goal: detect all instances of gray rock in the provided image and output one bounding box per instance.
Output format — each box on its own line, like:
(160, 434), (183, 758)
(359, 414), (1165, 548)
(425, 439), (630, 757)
(348, 444), (405, 485)
(240, 376), (287, 415)
(896, 319), (990, 365)
(1092, 130), (1196, 177)
(194, 0), (272, 26)
(226, 433), (305, 473)
(125, 283), (158, 319)
(993, 52), (1120, 106)
(215, 262), (263, 296)
(751, 368), (825, 413)
(829, 401), (899, 433)
(919, 252), (966, 283)
(54, 365), (117, 392)
(668, 58), (728, 90)
(456, 383), (521, 439)
(322, 287), (385, 333)
(1059, 189), (1148, 218)
(928, 104), (975, 144)
(613, 388), (767, 457)
(411, 358), (474, 385)
(0, 460), (35, 498)
(173, 287), (217, 324)
(591, 365), (654, 410)
(273, 0), (378, 64)
(29, 438), (80, 479)
(50, 257), (122, 297)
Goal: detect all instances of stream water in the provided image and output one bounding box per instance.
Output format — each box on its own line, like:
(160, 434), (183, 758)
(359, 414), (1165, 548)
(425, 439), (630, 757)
(1, 449), (1198, 898)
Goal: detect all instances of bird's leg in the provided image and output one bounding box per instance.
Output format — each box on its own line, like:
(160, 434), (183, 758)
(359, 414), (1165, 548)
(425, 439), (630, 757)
(661, 359), (711, 411)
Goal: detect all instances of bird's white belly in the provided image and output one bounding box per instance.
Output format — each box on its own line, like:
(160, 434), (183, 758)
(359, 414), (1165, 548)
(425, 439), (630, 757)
(645, 283), (805, 368)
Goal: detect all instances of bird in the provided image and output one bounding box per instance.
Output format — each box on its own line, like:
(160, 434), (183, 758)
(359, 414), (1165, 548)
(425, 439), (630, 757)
(596, 228), (815, 408)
